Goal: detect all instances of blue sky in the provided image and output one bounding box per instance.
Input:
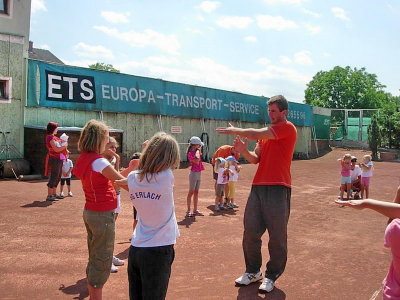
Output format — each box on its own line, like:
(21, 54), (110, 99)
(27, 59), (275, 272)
(29, 0), (400, 103)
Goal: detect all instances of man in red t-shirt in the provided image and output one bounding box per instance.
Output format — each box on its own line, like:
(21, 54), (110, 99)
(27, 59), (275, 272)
(216, 95), (297, 293)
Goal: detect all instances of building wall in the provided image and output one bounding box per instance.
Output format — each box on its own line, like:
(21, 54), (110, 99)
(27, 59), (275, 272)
(0, 0), (31, 157)
(0, 0), (31, 42)
(25, 107), (311, 166)
(0, 35), (25, 157)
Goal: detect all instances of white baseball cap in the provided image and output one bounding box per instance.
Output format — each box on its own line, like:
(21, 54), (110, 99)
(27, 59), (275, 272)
(189, 136), (204, 146)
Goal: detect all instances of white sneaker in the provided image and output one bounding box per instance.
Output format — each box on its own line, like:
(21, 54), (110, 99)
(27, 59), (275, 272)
(110, 263), (118, 273)
(60, 192), (64, 197)
(68, 191), (73, 197)
(112, 256), (124, 266)
(258, 278), (275, 293)
(235, 270), (263, 286)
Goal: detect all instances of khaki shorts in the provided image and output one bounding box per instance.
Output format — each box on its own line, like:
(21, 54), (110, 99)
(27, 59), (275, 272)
(83, 209), (115, 289)
(215, 184), (225, 197)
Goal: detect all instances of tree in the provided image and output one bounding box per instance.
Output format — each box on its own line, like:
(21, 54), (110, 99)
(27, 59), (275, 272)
(304, 66), (387, 109)
(88, 62), (120, 73)
(377, 94), (400, 148)
(368, 114), (381, 160)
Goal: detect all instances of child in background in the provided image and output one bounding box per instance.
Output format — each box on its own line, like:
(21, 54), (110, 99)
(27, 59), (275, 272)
(60, 155), (73, 197)
(335, 185), (400, 300)
(103, 137), (124, 273)
(58, 133), (69, 161)
(226, 155), (240, 209)
(186, 136), (205, 217)
(214, 157), (228, 211)
(338, 153), (353, 200)
(116, 132), (180, 300)
(360, 154), (374, 199)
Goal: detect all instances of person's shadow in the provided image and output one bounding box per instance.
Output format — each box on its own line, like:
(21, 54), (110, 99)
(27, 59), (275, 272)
(114, 246), (130, 260)
(20, 200), (55, 208)
(59, 278), (88, 300)
(237, 284), (286, 300)
(206, 205), (238, 217)
(177, 215), (197, 228)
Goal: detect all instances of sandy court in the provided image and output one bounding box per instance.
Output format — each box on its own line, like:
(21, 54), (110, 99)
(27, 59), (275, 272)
(0, 148), (399, 300)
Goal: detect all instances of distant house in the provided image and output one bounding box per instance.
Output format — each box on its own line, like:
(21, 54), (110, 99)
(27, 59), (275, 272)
(28, 41), (64, 65)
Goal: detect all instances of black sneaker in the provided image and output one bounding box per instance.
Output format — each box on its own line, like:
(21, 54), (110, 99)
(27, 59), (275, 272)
(54, 194), (64, 199)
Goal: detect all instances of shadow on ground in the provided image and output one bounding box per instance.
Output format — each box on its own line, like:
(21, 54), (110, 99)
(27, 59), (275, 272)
(206, 205), (238, 217)
(115, 246), (130, 261)
(237, 284), (286, 300)
(177, 215), (197, 228)
(59, 278), (88, 300)
(20, 200), (55, 208)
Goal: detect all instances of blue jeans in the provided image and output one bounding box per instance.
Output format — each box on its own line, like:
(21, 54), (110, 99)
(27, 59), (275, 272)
(128, 245), (175, 300)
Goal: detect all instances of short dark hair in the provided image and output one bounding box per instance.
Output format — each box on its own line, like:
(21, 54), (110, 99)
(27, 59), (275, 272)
(268, 95), (288, 112)
(131, 152), (141, 160)
(46, 122), (58, 134)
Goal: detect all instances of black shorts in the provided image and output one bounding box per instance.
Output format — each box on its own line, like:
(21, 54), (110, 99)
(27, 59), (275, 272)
(60, 178), (71, 185)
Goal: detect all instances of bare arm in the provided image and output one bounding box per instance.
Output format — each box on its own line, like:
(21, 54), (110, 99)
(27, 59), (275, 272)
(101, 165), (128, 191)
(216, 123), (275, 140)
(233, 136), (260, 164)
(336, 198), (400, 219)
(49, 139), (67, 152)
(394, 186), (400, 204)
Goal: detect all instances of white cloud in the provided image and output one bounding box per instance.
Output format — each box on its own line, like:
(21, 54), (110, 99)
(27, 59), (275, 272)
(331, 7), (350, 21)
(39, 44), (50, 50)
(216, 16), (253, 29)
(279, 56), (292, 64)
(256, 15), (298, 31)
(301, 8), (321, 18)
(115, 55), (310, 100)
(101, 11), (131, 24)
(244, 36), (258, 42)
(263, 0), (308, 5)
(323, 52), (331, 57)
(256, 57), (272, 65)
(73, 42), (114, 60)
(185, 28), (203, 35)
(94, 26), (181, 55)
(62, 59), (97, 68)
(196, 14), (206, 22)
(294, 50), (313, 65)
(197, 1), (221, 13)
(303, 23), (321, 35)
(31, 0), (47, 13)
(279, 51), (313, 65)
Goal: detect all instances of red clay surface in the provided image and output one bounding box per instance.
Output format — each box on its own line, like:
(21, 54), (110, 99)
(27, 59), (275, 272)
(1, 148), (399, 300)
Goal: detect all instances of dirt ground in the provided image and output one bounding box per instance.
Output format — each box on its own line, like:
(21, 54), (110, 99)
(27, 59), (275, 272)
(1, 148), (399, 300)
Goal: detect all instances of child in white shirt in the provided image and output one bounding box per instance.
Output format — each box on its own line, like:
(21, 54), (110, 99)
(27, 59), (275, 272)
(117, 132), (180, 300)
(214, 157), (228, 211)
(60, 156), (73, 197)
(226, 155), (241, 209)
(360, 154), (374, 199)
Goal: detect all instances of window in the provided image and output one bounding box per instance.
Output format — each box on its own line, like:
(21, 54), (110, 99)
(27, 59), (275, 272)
(0, 77), (12, 103)
(0, 0), (8, 14)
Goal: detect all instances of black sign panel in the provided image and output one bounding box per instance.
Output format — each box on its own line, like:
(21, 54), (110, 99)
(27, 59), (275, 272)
(45, 70), (96, 103)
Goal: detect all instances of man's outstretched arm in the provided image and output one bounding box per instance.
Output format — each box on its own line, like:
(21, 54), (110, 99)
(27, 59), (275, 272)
(216, 123), (275, 140)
